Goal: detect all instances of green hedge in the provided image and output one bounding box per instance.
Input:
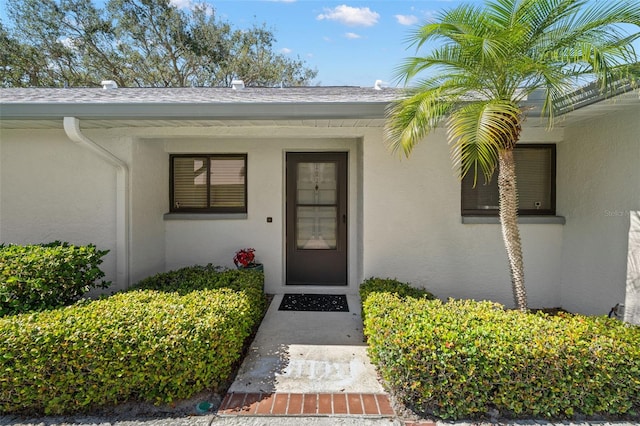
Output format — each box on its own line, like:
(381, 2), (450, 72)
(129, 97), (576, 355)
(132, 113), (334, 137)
(363, 294), (640, 420)
(0, 265), (266, 415)
(360, 277), (435, 303)
(0, 242), (110, 316)
(359, 277), (435, 321)
(130, 263), (263, 295)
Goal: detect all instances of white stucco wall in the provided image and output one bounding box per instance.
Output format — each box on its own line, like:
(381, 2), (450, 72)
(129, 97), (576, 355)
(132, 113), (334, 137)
(133, 124), (565, 305)
(4, 109), (636, 313)
(0, 124), (369, 295)
(361, 127), (565, 309)
(0, 128), (119, 290)
(158, 131), (364, 294)
(129, 138), (167, 284)
(0, 123), (566, 306)
(557, 107), (640, 315)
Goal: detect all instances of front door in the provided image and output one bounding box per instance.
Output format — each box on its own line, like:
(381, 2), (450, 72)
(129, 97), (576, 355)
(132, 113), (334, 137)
(286, 152), (348, 286)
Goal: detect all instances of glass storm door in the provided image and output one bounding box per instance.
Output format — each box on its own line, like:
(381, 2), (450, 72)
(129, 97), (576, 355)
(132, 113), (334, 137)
(286, 152), (347, 285)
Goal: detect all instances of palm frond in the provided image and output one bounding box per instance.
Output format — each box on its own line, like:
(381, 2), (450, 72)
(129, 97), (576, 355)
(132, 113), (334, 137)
(393, 43), (492, 90)
(385, 87), (456, 157)
(410, 4), (487, 50)
(518, 0), (586, 43)
(388, 0), (640, 155)
(448, 101), (522, 183)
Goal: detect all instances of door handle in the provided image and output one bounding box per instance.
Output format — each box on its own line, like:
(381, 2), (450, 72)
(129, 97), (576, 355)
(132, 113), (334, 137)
(342, 214), (346, 224)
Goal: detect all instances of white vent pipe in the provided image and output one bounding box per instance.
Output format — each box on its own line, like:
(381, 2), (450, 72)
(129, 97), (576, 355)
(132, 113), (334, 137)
(101, 80), (118, 90)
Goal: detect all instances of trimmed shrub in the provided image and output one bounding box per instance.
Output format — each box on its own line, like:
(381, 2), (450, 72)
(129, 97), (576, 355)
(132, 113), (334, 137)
(360, 277), (435, 302)
(130, 263), (263, 295)
(360, 277), (435, 320)
(130, 264), (266, 333)
(0, 265), (266, 415)
(363, 294), (640, 420)
(0, 242), (110, 316)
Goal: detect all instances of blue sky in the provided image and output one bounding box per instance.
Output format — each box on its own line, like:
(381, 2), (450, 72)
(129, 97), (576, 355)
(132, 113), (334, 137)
(0, 0), (472, 87)
(1, 0), (638, 87)
(194, 0), (467, 87)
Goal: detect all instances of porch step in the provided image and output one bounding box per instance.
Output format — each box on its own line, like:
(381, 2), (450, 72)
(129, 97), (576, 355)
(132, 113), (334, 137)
(218, 392), (395, 417)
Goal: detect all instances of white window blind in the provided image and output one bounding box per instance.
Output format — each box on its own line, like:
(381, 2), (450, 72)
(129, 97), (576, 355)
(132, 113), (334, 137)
(210, 158), (246, 208)
(173, 157), (208, 209)
(461, 145), (555, 216)
(172, 155), (247, 213)
(515, 148), (553, 211)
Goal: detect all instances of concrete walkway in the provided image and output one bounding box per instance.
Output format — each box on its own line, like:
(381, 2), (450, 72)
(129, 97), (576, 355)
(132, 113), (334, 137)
(227, 293), (382, 394)
(214, 293), (399, 423)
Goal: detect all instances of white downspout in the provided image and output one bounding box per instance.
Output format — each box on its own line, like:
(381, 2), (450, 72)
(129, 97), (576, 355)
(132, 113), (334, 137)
(63, 117), (130, 288)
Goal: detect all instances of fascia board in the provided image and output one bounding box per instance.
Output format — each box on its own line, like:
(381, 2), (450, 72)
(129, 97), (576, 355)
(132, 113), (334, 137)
(0, 102), (388, 121)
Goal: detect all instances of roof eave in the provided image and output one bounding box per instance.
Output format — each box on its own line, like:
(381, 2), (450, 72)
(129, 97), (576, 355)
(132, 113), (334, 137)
(0, 101), (389, 121)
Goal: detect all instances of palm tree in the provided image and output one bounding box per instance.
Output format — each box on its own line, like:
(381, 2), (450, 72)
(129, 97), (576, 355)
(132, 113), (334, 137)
(385, 0), (640, 311)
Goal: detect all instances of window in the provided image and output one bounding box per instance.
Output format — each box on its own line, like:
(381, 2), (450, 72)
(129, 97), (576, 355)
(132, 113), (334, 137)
(461, 144), (556, 216)
(170, 154), (247, 213)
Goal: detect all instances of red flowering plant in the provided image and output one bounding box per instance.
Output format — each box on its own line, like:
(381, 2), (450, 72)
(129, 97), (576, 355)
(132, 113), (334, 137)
(233, 248), (257, 268)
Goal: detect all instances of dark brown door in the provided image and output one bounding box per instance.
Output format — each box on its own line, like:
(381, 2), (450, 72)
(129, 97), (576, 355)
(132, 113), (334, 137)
(286, 152), (348, 286)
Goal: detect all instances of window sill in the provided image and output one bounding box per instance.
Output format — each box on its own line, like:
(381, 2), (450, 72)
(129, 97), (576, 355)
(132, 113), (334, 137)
(462, 216), (566, 225)
(164, 213), (248, 221)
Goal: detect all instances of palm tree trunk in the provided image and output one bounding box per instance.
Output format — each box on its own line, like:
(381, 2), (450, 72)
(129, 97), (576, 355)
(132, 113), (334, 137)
(498, 149), (527, 311)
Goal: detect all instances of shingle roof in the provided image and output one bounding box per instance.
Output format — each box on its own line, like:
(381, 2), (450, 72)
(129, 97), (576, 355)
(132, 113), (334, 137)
(0, 86), (401, 104)
(1, 82), (636, 123)
(0, 86), (403, 121)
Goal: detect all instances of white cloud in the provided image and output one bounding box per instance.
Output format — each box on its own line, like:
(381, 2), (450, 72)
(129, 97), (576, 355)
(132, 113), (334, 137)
(395, 14), (418, 26)
(280, 47), (293, 54)
(345, 32), (361, 39)
(169, 0), (192, 9)
(170, 0), (214, 16)
(317, 5), (379, 27)
(59, 37), (77, 49)
(170, 0), (192, 8)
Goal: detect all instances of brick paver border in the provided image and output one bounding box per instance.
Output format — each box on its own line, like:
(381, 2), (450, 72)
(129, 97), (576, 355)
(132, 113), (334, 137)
(218, 392), (396, 417)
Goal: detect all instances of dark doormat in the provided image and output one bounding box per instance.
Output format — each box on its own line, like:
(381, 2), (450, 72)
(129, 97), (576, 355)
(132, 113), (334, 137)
(278, 294), (349, 312)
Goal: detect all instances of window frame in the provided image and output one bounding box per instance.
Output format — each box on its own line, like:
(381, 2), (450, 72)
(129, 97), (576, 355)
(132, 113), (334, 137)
(169, 153), (248, 214)
(461, 144), (556, 217)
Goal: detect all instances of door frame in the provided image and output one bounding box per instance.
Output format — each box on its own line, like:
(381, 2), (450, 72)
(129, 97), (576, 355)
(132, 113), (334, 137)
(285, 151), (349, 287)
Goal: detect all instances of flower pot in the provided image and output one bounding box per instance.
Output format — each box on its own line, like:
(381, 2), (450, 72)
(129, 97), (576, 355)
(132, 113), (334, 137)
(237, 263), (264, 272)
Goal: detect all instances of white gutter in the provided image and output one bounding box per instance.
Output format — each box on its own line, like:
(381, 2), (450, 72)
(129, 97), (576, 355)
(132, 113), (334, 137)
(63, 117), (130, 288)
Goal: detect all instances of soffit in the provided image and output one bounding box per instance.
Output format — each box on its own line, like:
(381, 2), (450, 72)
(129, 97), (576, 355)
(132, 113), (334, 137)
(508, 88), (640, 128)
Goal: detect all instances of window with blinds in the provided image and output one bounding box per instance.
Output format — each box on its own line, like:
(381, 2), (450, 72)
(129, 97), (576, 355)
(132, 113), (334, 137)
(170, 154), (247, 213)
(461, 144), (556, 216)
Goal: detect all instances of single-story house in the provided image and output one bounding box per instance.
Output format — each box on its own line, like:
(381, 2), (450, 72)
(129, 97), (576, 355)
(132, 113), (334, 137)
(1, 82), (638, 318)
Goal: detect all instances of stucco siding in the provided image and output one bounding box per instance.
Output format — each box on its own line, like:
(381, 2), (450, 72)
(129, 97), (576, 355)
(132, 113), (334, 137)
(0, 128), (119, 289)
(160, 132), (363, 294)
(129, 138), (167, 284)
(558, 107), (640, 315)
(5, 111), (635, 313)
(362, 127), (564, 309)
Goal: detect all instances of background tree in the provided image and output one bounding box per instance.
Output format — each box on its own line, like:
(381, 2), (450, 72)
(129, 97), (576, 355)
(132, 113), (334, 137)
(1, 22), (50, 87)
(2, 0), (317, 87)
(385, 0), (640, 311)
